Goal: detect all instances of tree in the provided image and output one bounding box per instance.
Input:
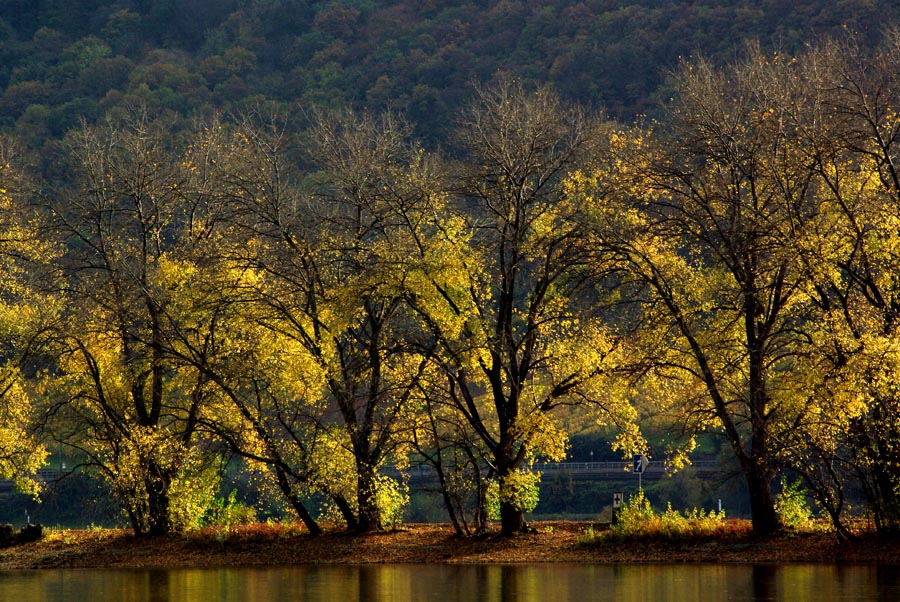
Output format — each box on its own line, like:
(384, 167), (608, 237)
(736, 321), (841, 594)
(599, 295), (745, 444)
(152, 238), (327, 535)
(0, 138), (54, 496)
(582, 48), (827, 537)
(798, 31), (900, 536)
(147, 118), (327, 533)
(189, 109), (432, 532)
(409, 375), (494, 536)
(407, 80), (641, 535)
(43, 112), (221, 536)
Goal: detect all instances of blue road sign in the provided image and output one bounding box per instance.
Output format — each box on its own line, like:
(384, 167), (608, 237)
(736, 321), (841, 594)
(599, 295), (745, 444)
(632, 454), (647, 474)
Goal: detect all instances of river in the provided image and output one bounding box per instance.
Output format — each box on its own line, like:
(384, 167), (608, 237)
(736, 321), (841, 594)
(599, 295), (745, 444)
(0, 564), (896, 601)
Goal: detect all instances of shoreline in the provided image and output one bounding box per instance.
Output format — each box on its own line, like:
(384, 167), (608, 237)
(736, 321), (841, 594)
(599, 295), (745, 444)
(1, 521), (899, 570)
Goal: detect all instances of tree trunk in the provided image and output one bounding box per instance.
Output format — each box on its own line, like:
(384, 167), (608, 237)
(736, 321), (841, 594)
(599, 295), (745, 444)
(433, 463), (464, 536)
(475, 476), (490, 533)
(145, 462), (172, 536)
(499, 501), (526, 535)
(331, 493), (360, 532)
(861, 402), (900, 537)
(127, 508), (145, 537)
(497, 460), (529, 536)
(870, 456), (900, 537)
(274, 466), (322, 535)
(746, 324), (779, 538)
(355, 465), (382, 532)
(746, 461), (779, 537)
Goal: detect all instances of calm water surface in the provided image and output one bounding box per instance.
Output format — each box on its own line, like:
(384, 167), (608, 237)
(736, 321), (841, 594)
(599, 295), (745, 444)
(1, 564), (898, 602)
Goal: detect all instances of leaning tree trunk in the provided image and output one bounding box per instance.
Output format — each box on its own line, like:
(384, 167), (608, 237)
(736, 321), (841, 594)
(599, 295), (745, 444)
(432, 458), (465, 536)
(274, 465), (322, 535)
(329, 493), (360, 532)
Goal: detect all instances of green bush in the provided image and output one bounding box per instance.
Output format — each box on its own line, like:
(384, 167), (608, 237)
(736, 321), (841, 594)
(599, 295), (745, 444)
(374, 475), (409, 529)
(775, 476), (812, 530)
(486, 470), (542, 521)
(204, 489), (258, 528)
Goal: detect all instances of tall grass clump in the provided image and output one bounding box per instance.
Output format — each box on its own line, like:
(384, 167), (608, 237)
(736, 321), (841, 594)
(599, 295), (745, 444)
(601, 490), (738, 541)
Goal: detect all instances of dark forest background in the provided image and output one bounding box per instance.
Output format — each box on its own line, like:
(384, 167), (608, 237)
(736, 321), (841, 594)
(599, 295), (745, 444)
(1, 0), (894, 148)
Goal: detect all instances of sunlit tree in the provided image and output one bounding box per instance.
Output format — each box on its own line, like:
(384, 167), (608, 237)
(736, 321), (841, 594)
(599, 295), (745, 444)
(184, 109), (432, 532)
(0, 138), (55, 497)
(797, 31), (900, 536)
(581, 47), (829, 536)
(43, 112), (222, 536)
(406, 80), (642, 535)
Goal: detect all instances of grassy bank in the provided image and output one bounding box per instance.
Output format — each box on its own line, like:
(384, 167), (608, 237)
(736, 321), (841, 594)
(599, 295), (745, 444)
(1, 521), (899, 570)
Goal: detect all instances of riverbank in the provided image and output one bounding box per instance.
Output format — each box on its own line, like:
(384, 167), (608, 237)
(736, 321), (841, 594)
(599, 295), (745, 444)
(1, 521), (898, 570)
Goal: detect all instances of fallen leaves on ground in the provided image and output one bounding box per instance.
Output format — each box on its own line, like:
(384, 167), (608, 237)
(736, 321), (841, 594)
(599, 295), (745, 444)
(0, 521), (898, 570)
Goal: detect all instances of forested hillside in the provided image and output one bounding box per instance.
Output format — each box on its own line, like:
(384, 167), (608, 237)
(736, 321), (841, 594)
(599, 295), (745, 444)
(0, 0), (894, 148)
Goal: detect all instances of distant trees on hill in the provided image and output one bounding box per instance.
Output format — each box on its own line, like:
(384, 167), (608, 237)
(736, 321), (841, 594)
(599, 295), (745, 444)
(0, 0), (896, 152)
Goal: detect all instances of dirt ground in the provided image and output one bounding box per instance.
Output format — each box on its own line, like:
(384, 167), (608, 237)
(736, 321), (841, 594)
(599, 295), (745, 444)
(1, 521), (899, 570)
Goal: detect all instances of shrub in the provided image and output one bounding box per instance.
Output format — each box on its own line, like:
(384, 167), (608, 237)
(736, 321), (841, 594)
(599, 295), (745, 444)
(775, 476), (812, 530)
(601, 490), (731, 540)
(486, 470), (542, 521)
(204, 489), (258, 528)
(578, 524), (597, 544)
(374, 474), (409, 529)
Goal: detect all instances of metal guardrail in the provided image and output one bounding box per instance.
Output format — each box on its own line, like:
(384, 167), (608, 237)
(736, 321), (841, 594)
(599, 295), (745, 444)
(0, 469), (62, 494)
(383, 460), (721, 483)
(532, 460), (719, 477)
(0, 461), (723, 494)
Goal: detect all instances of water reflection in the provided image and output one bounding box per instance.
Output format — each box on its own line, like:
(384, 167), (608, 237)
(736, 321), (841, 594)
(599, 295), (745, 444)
(752, 564), (778, 600)
(1, 564), (899, 601)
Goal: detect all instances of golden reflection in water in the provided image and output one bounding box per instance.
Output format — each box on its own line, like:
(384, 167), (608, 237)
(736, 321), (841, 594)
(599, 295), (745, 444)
(0, 564), (897, 601)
